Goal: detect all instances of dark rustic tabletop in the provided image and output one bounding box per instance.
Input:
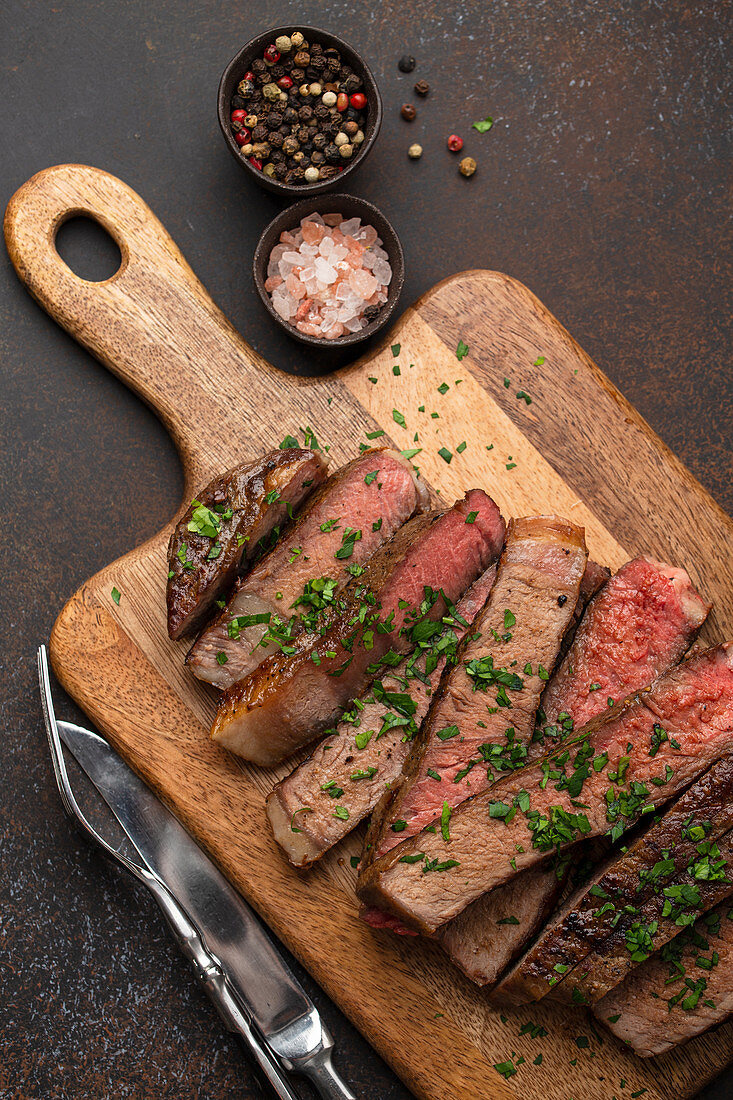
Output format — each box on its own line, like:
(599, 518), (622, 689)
(1, 1), (730, 1098)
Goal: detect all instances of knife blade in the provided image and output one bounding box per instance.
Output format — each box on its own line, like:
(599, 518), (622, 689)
(57, 718), (355, 1100)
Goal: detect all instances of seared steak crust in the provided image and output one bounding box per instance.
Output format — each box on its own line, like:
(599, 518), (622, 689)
(266, 563), (501, 867)
(495, 754), (733, 1005)
(357, 645), (733, 934)
(211, 490), (505, 766)
(593, 901), (733, 1057)
(187, 449), (428, 688)
(166, 449), (327, 639)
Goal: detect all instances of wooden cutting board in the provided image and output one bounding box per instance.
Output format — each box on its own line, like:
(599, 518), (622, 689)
(6, 164), (733, 1100)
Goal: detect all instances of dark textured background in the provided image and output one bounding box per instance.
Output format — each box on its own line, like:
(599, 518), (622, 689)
(1, 1), (731, 1097)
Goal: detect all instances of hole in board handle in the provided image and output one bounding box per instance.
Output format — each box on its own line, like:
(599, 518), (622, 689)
(55, 216), (122, 283)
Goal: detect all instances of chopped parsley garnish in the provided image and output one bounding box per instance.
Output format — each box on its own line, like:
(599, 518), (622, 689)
(111, 586), (121, 605)
(365, 428), (385, 440)
(187, 503), (221, 538)
(456, 441), (467, 454)
(456, 339), (469, 360)
(437, 382), (450, 395)
(465, 511), (478, 524)
(392, 409), (407, 429)
(391, 343), (401, 357)
(472, 116), (493, 133)
(215, 652), (228, 665)
(438, 447), (452, 463)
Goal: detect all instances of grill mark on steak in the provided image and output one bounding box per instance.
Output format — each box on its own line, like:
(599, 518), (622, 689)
(211, 490), (505, 767)
(494, 754), (733, 1006)
(356, 644), (733, 934)
(443, 557), (710, 987)
(593, 900), (733, 1057)
(266, 562), (502, 867)
(187, 449), (428, 689)
(166, 449), (327, 640)
(360, 517), (589, 868)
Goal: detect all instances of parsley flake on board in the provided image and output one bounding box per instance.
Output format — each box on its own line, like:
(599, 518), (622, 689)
(392, 409), (407, 428)
(456, 339), (469, 360)
(111, 587), (121, 605)
(473, 116), (494, 133)
(391, 343), (401, 357)
(438, 447), (453, 463)
(437, 382), (450, 394)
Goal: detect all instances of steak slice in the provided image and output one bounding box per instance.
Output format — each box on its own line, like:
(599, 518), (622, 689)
(356, 644), (733, 934)
(495, 754), (733, 1006)
(593, 901), (733, 1057)
(266, 563), (501, 867)
(361, 516), (589, 865)
(538, 556), (711, 741)
(187, 449), (428, 689)
(211, 490), (505, 766)
(166, 448), (327, 639)
(443, 557), (710, 987)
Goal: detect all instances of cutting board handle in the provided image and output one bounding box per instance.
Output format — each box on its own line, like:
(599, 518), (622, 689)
(4, 164), (270, 479)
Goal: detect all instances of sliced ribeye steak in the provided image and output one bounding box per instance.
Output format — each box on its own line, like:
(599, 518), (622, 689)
(444, 556), (710, 987)
(495, 753), (733, 1006)
(593, 901), (733, 1057)
(211, 490), (505, 766)
(167, 448), (327, 639)
(266, 563), (502, 867)
(357, 644), (733, 934)
(187, 449), (428, 689)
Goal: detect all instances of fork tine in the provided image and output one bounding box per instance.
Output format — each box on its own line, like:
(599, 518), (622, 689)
(37, 645), (148, 880)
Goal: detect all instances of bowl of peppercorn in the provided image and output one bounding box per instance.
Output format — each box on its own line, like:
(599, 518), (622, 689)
(218, 26), (382, 195)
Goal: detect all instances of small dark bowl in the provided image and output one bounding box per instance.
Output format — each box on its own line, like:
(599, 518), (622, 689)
(253, 194), (405, 348)
(218, 26), (383, 197)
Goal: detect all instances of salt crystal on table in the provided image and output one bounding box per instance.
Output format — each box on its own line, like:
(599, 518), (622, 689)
(339, 217), (361, 236)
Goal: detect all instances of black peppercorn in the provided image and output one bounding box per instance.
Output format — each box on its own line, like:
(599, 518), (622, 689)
(252, 58), (266, 74)
(310, 41), (323, 55)
(319, 165), (340, 180)
(398, 55), (416, 73)
(269, 131), (284, 148)
(311, 54), (326, 72)
(325, 57), (340, 75)
(290, 66), (305, 83)
(290, 166), (306, 183)
(282, 135), (300, 156)
(256, 70), (270, 85)
(283, 107), (298, 124)
(364, 303), (381, 320)
(305, 66), (319, 81)
(310, 150), (325, 166)
(314, 104), (330, 121)
(295, 125), (310, 143)
(274, 163), (287, 180)
(268, 110), (283, 128)
(343, 74), (362, 94)
(313, 132), (327, 150)
(231, 94), (248, 109)
(298, 105), (314, 123)
(344, 107), (360, 123)
(236, 78), (255, 98)
(401, 103), (416, 121)
(251, 123), (268, 142)
(293, 50), (310, 68)
(282, 55), (294, 71)
(270, 149), (285, 164)
(270, 64), (284, 80)
(325, 142), (341, 163)
(414, 79), (430, 97)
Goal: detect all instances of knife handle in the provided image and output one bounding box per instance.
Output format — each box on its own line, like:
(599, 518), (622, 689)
(295, 1045), (357, 1100)
(148, 874), (301, 1100)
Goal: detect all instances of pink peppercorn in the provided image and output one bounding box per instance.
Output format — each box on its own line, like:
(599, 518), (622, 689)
(231, 109), (246, 124)
(263, 45), (280, 64)
(336, 92), (348, 112)
(233, 127), (251, 146)
(447, 134), (463, 152)
(244, 70), (255, 82)
(249, 157), (263, 170)
(350, 92), (367, 110)
(277, 75), (293, 90)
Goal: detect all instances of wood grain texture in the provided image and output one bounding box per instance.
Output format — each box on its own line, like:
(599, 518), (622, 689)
(6, 165), (733, 1100)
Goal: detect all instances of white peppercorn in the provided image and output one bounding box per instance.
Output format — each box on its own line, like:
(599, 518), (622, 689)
(408, 143), (423, 159)
(304, 166), (320, 182)
(353, 129), (365, 144)
(309, 82), (322, 96)
(334, 131), (348, 146)
(321, 91), (337, 107)
(339, 142), (354, 158)
(290, 31), (304, 47)
(274, 35), (292, 52)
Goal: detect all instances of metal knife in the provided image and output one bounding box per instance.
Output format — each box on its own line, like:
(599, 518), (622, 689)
(38, 649), (355, 1100)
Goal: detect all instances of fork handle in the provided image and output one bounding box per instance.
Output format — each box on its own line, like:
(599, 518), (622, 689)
(148, 874), (301, 1100)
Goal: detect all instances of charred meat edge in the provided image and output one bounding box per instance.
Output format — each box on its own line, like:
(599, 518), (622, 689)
(167, 448), (328, 639)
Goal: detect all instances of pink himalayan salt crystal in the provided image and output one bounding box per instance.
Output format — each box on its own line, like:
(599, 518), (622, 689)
(266, 213), (392, 340)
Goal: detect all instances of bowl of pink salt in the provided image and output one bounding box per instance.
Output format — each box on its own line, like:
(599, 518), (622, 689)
(253, 194), (404, 347)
